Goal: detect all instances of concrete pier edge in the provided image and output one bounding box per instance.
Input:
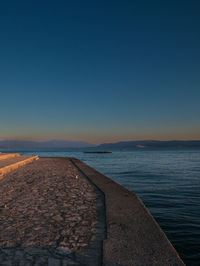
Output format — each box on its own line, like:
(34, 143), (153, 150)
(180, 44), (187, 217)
(71, 158), (185, 266)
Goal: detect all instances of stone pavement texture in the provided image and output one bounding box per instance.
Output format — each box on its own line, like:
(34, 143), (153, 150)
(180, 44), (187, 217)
(0, 158), (105, 266)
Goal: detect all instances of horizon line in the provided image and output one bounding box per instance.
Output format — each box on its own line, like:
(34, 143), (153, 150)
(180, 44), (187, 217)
(0, 138), (200, 146)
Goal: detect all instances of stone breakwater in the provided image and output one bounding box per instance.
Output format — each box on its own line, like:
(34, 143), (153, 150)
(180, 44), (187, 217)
(0, 156), (184, 266)
(0, 158), (105, 266)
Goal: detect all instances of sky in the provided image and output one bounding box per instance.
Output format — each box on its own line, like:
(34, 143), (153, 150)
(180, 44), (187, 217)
(0, 0), (200, 144)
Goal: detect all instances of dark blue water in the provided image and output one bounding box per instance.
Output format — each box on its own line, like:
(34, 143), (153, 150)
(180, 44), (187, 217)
(3, 149), (200, 265)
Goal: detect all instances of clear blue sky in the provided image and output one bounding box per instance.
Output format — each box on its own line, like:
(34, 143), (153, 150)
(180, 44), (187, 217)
(0, 0), (200, 144)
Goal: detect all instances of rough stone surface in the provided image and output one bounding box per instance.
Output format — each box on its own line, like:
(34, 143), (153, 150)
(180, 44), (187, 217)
(0, 158), (104, 265)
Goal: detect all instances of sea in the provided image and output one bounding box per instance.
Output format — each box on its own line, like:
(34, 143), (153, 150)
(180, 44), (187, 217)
(2, 148), (200, 265)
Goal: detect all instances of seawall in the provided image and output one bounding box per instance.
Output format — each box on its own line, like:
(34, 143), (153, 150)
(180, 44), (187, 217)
(71, 158), (185, 266)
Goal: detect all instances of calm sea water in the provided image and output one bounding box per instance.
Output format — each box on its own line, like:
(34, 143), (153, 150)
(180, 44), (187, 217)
(4, 148), (200, 265)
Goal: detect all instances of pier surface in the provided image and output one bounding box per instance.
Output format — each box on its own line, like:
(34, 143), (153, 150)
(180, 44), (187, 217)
(0, 157), (184, 265)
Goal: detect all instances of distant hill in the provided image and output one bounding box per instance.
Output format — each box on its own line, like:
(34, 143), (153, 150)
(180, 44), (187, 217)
(1, 139), (200, 150)
(0, 140), (95, 149)
(98, 140), (200, 149)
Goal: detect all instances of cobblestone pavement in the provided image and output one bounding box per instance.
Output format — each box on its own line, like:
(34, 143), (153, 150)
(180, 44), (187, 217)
(0, 158), (103, 265)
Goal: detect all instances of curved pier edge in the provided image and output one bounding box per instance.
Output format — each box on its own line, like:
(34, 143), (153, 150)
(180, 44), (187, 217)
(70, 158), (185, 266)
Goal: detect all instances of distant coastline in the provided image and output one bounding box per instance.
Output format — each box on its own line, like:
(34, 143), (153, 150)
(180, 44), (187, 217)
(97, 140), (200, 150)
(0, 139), (200, 150)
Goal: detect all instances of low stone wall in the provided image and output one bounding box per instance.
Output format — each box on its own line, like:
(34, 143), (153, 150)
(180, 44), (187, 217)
(0, 153), (20, 160)
(0, 155), (39, 179)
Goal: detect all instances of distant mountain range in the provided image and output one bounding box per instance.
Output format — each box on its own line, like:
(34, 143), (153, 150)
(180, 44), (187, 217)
(0, 139), (200, 150)
(97, 140), (200, 149)
(0, 140), (94, 149)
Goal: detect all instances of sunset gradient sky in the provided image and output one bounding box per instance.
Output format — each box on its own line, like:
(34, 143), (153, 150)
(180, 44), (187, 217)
(0, 0), (200, 144)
